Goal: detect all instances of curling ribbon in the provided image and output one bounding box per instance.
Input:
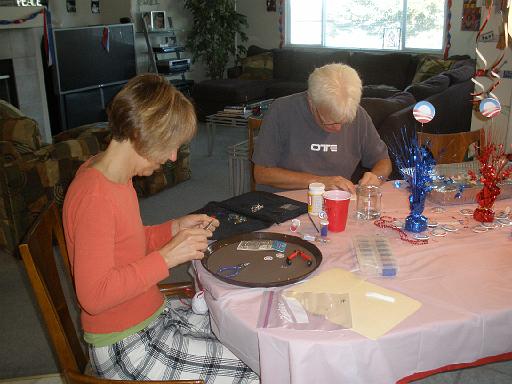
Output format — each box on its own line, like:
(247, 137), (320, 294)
(471, 0), (506, 104)
(279, 0), (285, 49)
(444, 0), (452, 59)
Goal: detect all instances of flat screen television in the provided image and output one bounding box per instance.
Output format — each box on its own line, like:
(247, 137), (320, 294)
(53, 24), (136, 93)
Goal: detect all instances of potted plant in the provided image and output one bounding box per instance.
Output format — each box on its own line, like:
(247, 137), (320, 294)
(184, 0), (248, 79)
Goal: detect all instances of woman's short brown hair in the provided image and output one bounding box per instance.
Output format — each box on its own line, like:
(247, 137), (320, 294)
(107, 73), (196, 161)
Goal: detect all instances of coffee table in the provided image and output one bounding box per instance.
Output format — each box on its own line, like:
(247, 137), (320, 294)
(205, 99), (272, 156)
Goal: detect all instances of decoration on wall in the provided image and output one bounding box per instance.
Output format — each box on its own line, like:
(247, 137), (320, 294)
(66, 0), (76, 13)
(91, 0), (99, 14)
(0, 8), (42, 25)
(278, 0), (284, 48)
(389, 128), (436, 233)
(267, 0), (276, 12)
(462, 0), (481, 31)
(101, 27), (109, 52)
(151, 10), (165, 29)
(444, 0), (452, 58)
(13, 0), (43, 5)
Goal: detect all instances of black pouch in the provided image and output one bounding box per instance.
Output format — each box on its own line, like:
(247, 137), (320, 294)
(194, 191), (307, 240)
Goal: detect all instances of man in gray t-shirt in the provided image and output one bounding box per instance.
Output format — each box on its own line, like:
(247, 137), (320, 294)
(252, 63), (391, 194)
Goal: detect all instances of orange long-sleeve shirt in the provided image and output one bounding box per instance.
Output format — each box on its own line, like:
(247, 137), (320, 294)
(63, 162), (171, 334)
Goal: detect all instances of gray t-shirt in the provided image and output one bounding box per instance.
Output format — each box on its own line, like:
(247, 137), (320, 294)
(252, 92), (389, 180)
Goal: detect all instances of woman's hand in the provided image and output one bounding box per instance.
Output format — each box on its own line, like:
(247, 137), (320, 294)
(159, 228), (211, 269)
(172, 214), (219, 237)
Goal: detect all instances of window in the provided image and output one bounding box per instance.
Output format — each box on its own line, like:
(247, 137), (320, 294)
(288, 0), (446, 51)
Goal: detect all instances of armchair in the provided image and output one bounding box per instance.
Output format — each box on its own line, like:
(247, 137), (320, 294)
(0, 100), (191, 254)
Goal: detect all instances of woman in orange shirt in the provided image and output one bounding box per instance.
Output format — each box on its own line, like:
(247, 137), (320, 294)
(63, 74), (259, 383)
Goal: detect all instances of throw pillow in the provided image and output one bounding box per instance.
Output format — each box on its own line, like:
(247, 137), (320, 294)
(441, 65), (474, 84)
(412, 57), (455, 83)
(360, 91), (416, 127)
(0, 117), (41, 151)
(239, 52), (273, 80)
(405, 74), (450, 101)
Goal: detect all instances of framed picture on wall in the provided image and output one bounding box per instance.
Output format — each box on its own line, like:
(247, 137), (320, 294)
(151, 11), (166, 30)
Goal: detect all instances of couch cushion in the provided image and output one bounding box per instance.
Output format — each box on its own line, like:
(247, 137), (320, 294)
(239, 52), (274, 80)
(0, 117), (41, 151)
(362, 85), (401, 99)
(441, 65), (474, 84)
(405, 74), (450, 100)
(349, 52), (414, 90)
(192, 79), (269, 104)
(412, 57), (455, 83)
(360, 91), (416, 128)
(264, 81), (307, 99)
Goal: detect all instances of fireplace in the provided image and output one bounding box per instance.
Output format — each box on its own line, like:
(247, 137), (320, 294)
(0, 59), (19, 107)
(0, 6), (51, 142)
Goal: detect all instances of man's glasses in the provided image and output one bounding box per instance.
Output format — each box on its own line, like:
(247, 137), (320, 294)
(312, 104), (342, 128)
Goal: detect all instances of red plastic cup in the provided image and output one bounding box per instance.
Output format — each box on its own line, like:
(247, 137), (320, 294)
(323, 190), (351, 232)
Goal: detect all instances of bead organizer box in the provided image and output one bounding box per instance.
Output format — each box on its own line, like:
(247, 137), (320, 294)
(353, 235), (398, 277)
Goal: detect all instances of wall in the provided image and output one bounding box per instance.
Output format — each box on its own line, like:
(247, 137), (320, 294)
(48, 0), (130, 28)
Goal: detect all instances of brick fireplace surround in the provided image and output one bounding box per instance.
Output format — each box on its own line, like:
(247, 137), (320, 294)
(0, 6), (51, 142)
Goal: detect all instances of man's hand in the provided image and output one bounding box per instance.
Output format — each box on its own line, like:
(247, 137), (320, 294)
(172, 214), (219, 237)
(319, 176), (356, 195)
(359, 172), (385, 187)
(159, 228), (210, 269)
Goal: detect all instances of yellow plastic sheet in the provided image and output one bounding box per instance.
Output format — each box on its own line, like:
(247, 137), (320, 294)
(284, 268), (421, 339)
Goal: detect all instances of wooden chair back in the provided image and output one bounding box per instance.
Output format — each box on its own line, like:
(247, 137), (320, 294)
(19, 202), (203, 384)
(417, 129), (485, 164)
(247, 116), (263, 191)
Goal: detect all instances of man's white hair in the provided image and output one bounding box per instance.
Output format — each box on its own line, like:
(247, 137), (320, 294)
(307, 63), (362, 124)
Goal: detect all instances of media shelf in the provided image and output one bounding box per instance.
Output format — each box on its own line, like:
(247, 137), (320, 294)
(142, 20), (193, 95)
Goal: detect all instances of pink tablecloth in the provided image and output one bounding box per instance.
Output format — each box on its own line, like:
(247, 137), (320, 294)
(193, 183), (512, 384)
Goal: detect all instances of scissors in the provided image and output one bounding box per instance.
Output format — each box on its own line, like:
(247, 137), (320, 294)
(217, 262), (250, 278)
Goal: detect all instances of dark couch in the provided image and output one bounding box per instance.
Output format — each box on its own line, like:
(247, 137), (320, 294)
(193, 47), (475, 179)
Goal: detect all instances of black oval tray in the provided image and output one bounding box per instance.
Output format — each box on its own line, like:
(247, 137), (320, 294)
(202, 232), (322, 287)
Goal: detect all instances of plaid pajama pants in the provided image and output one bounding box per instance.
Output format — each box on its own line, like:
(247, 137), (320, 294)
(89, 297), (259, 383)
